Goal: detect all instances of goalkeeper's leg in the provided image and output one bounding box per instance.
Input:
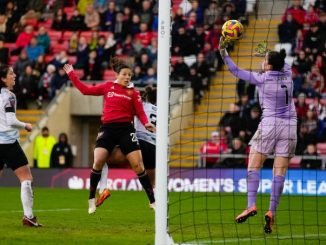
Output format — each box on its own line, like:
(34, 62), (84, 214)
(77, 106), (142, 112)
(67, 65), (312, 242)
(235, 149), (266, 223)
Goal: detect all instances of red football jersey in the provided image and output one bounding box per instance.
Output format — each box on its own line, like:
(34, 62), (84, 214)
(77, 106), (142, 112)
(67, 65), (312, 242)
(67, 71), (148, 126)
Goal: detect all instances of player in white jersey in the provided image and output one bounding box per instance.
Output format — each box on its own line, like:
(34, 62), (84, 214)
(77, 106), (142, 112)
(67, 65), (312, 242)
(96, 86), (157, 208)
(0, 64), (42, 227)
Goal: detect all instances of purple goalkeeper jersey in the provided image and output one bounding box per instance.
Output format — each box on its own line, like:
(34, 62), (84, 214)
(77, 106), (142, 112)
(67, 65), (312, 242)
(223, 53), (297, 120)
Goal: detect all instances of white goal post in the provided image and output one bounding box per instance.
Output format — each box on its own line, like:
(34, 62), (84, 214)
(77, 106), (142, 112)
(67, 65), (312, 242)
(155, 0), (171, 244)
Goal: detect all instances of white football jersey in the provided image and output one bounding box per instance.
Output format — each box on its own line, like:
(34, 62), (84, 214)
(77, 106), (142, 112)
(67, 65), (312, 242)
(0, 88), (20, 143)
(135, 102), (156, 145)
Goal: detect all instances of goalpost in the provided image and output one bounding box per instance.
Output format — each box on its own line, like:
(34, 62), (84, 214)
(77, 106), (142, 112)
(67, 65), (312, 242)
(155, 0), (171, 244)
(156, 0), (325, 244)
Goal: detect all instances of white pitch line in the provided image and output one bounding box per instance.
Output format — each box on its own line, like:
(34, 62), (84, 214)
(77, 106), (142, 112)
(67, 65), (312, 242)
(181, 233), (326, 244)
(0, 208), (82, 213)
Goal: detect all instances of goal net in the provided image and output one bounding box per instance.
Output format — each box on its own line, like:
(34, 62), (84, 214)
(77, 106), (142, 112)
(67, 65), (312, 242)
(156, 0), (326, 244)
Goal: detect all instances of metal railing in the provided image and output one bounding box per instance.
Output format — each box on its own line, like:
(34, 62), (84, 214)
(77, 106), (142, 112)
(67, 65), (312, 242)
(198, 153), (326, 170)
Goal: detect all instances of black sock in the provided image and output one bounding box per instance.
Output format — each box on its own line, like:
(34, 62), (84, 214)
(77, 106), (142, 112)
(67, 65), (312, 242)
(89, 168), (101, 199)
(137, 170), (155, 204)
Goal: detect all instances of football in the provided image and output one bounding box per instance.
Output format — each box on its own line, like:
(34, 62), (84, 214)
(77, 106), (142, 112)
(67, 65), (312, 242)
(221, 20), (244, 40)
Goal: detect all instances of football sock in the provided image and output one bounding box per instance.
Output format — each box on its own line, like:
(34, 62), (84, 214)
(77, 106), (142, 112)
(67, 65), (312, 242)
(89, 169), (102, 199)
(99, 164), (109, 193)
(269, 175), (285, 216)
(247, 170), (260, 208)
(137, 170), (155, 204)
(21, 180), (34, 219)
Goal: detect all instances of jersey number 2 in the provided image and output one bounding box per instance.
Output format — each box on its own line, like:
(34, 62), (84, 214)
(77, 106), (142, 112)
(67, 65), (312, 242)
(281, 85), (288, 105)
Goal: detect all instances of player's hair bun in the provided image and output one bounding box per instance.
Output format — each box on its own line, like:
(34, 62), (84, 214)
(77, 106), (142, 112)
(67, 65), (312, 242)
(279, 49), (286, 60)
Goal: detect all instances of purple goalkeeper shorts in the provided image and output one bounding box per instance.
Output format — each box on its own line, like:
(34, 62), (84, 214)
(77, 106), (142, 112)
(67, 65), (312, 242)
(249, 117), (297, 157)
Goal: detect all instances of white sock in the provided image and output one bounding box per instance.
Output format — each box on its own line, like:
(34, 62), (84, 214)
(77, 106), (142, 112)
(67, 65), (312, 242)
(99, 164), (109, 193)
(21, 180), (34, 219)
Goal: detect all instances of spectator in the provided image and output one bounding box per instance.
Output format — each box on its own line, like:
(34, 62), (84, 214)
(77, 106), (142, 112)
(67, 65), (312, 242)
(186, 0), (204, 25)
(130, 14), (141, 35)
(296, 124), (316, 155)
(293, 29), (305, 55)
(301, 108), (319, 139)
(190, 24), (205, 55)
(50, 133), (73, 168)
(0, 14), (8, 37)
(219, 103), (245, 138)
(136, 53), (152, 75)
(88, 31), (99, 51)
(171, 25), (194, 56)
(204, 1), (221, 29)
(244, 106), (261, 143)
(293, 50), (312, 74)
(305, 65), (324, 95)
(84, 4), (100, 31)
(68, 8), (85, 31)
(33, 126), (57, 168)
(278, 14), (299, 44)
(50, 50), (69, 70)
(12, 25), (34, 55)
(200, 131), (228, 168)
(191, 52), (210, 90)
(236, 94), (252, 120)
(83, 50), (103, 80)
(295, 93), (309, 121)
(303, 23), (324, 55)
(75, 36), (89, 70)
(17, 65), (38, 109)
(222, 138), (247, 168)
(282, 0), (306, 26)
(0, 38), (9, 64)
(67, 32), (79, 55)
(51, 8), (67, 30)
(13, 50), (31, 81)
(189, 67), (203, 107)
(139, 0), (153, 26)
(101, 1), (116, 32)
(51, 67), (69, 98)
(304, 5), (320, 25)
(77, 0), (94, 15)
(26, 37), (44, 62)
(141, 67), (157, 86)
(300, 144), (322, 169)
(32, 54), (46, 79)
(36, 26), (50, 53)
(134, 22), (153, 47)
(203, 42), (218, 72)
(113, 11), (129, 41)
(171, 56), (190, 82)
(37, 64), (56, 108)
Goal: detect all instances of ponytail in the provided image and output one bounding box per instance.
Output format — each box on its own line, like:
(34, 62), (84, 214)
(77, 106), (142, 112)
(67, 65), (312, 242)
(110, 57), (130, 73)
(143, 85), (157, 105)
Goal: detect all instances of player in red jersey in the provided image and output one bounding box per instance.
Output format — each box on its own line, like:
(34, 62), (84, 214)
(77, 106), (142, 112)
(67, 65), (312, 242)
(63, 58), (156, 214)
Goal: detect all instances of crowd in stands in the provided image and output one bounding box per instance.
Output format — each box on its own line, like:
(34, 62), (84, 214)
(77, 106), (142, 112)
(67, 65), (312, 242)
(200, 0), (326, 169)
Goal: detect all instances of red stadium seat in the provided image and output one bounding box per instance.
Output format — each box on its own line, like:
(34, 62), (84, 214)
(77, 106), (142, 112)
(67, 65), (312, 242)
(40, 19), (52, 29)
(103, 69), (116, 81)
(289, 156), (301, 168)
(51, 41), (67, 54)
(317, 143), (326, 155)
(4, 43), (16, 52)
(62, 31), (74, 41)
(64, 7), (75, 19)
(80, 31), (92, 41)
(48, 30), (62, 42)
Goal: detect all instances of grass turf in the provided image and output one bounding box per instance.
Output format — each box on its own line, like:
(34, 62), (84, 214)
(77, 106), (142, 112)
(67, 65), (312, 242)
(0, 188), (325, 244)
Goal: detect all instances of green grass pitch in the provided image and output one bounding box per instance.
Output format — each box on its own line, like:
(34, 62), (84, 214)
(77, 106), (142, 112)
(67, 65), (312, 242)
(0, 188), (325, 244)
